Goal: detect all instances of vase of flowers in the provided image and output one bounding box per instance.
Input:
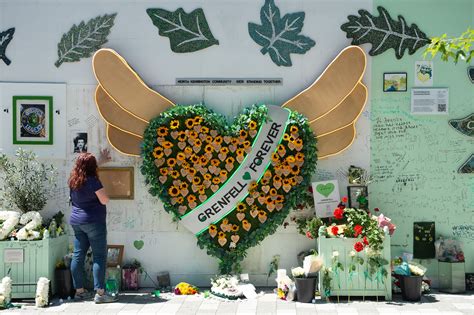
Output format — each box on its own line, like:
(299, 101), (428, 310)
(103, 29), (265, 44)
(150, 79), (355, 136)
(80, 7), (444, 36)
(292, 267), (316, 303)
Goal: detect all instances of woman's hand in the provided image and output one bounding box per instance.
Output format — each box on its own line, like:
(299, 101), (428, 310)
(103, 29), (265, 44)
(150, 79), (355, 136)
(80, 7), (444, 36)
(95, 188), (110, 205)
(97, 148), (112, 165)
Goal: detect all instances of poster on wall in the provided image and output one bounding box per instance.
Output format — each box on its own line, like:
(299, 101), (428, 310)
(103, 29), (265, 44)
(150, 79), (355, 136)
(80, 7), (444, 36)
(12, 96), (53, 145)
(312, 180), (340, 218)
(413, 221), (436, 259)
(72, 132), (88, 153)
(411, 88), (449, 115)
(414, 60), (433, 86)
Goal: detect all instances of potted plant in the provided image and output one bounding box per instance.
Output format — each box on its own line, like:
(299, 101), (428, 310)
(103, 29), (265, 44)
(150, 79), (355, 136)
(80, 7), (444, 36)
(292, 267), (315, 303)
(0, 149), (68, 298)
(122, 259), (143, 290)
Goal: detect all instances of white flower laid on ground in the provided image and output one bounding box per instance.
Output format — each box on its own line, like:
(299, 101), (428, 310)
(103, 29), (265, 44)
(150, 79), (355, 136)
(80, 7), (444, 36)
(0, 211), (20, 240)
(210, 275), (244, 300)
(17, 211), (42, 241)
(35, 277), (50, 307)
(291, 267), (305, 278)
(0, 276), (12, 308)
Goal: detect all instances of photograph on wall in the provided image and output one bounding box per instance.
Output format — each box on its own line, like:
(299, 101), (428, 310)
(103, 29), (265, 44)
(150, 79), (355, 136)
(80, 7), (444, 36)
(383, 72), (407, 92)
(106, 245), (124, 267)
(312, 180), (340, 218)
(415, 60), (433, 86)
(12, 96), (53, 145)
(347, 185), (368, 209)
(72, 132), (88, 153)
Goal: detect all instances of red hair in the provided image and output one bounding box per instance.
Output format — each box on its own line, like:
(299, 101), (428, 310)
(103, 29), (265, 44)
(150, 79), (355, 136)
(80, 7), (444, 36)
(68, 153), (98, 190)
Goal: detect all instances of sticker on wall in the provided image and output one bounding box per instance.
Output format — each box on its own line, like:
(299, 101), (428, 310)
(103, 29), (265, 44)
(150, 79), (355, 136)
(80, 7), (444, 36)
(449, 113), (474, 137)
(413, 221), (435, 259)
(341, 6), (430, 59)
(458, 154), (474, 174)
(146, 8), (219, 53)
(248, 0), (315, 67)
(0, 28), (15, 65)
(55, 13), (117, 68)
(414, 60), (433, 86)
(468, 66), (474, 83)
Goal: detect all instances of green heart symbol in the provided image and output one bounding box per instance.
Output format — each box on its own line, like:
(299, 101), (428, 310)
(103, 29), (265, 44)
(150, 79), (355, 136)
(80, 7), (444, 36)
(316, 183), (335, 198)
(243, 172), (251, 181)
(133, 240), (144, 250)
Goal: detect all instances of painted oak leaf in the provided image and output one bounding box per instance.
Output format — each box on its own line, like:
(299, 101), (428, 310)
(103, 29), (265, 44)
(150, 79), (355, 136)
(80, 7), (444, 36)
(248, 0), (315, 67)
(55, 13), (117, 68)
(147, 8), (219, 53)
(0, 28), (15, 66)
(341, 6), (430, 59)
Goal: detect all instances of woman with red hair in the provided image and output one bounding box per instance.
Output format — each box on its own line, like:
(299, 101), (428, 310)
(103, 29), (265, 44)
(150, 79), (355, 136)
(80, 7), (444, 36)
(68, 151), (116, 303)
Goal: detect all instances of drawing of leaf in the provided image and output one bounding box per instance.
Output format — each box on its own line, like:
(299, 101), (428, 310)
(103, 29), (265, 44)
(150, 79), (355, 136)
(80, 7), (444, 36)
(0, 28), (15, 66)
(146, 8), (219, 53)
(341, 6), (430, 59)
(55, 13), (117, 68)
(248, 0), (315, 67)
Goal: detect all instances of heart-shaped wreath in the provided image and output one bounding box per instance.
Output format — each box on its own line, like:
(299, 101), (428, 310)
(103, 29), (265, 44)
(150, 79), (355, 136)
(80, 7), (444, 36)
(92, 47), (367, 273)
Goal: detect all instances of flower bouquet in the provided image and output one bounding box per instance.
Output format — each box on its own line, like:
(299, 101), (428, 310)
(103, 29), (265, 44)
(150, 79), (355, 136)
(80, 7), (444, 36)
(174, 282), (198, 295)
(210, 275), (244, 300)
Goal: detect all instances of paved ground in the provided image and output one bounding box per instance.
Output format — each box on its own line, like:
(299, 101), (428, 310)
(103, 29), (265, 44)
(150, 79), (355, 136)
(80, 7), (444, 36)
(2, 289), (473, 314)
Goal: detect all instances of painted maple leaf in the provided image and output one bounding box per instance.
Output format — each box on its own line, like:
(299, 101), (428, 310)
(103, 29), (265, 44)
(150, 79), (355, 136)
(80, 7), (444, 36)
(248, 0), (315, 67)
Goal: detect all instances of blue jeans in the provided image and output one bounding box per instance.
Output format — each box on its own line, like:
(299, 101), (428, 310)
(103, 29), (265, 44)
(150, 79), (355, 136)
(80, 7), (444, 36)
(71, 223), (107, 291)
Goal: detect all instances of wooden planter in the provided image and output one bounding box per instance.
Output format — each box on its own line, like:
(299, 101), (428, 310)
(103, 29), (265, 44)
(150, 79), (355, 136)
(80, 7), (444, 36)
(0, 235), (68, 299)
(318, 236), (392, 300)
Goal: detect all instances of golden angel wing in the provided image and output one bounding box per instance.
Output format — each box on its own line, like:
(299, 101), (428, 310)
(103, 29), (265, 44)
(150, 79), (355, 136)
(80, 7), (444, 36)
(106, 124), (142, 157)
(282, 46), (367, 159)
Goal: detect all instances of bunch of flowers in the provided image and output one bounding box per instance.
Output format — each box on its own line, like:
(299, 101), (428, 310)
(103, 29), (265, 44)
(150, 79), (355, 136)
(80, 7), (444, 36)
(319, 198), (396, 253)
(174, 282), (198, 295)
(210, 275), (243, 299)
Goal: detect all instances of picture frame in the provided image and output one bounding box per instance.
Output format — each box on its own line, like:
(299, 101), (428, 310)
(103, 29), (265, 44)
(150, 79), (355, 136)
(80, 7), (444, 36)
(347, 185), (368, 209)
(106, 245), (124, 267)
(12, 96), (53, 144)
(97, 167), (134, 200)
(383, 72), (407, 92)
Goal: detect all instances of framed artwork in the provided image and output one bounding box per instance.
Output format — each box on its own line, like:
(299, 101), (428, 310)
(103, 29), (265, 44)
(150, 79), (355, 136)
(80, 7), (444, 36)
(347, 185), (368, 209)
(383, 72), (407, 92)
(98, 167), (134, 200)
(106, 245), (124, 267)
(12, 96), (53, 145)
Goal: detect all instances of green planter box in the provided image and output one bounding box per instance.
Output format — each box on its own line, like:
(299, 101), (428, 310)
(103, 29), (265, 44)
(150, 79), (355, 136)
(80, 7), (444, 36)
(318, 236), (392, 300)
(0, 235), (68, 299)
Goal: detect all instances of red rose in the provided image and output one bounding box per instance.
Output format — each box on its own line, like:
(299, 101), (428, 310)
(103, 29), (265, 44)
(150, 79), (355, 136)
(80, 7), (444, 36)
(374, 207), (380, 212)
(342, 197), (348, 203)
(334, 208), (344, 220)
(354, 225), (363, 237)
(331, 226), (339, 236)
(306, 231), (313, 239)
(363, 236), (369, 245)
(354, 241), (364, 252)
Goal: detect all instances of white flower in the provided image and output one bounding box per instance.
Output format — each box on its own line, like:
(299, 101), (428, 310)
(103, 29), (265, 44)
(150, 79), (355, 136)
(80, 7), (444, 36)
(349, 250), (356, 257)
(291, 267), (305, 278)
(35, 277), (50, 307)
(332, 250), (339, 258)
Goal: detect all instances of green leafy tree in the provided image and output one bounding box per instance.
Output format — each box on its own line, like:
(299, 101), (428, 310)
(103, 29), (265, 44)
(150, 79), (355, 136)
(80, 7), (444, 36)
(424, 28), (474, 63)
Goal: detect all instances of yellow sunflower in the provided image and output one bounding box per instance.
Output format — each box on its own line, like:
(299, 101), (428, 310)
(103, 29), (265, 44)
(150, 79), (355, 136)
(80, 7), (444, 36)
(153, 147), (164, 158)
(157, 126), (168, 137)
(170, 120), (179, 129)
(248, 120), (257, 130)
(168, 186), (179, 197)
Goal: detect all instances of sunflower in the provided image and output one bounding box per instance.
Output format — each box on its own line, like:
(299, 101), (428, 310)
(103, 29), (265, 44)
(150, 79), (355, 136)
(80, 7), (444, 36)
(218, 231), (225, 238)
(153, 147), (164, 158)
(249, 181), (258, 191)
(184, 147), (193, 155)
(157, 126), (168, 137)
(271, 152), (279, 163)
(277, 144), (286, 154)
(201, 126), (209, 134)
(177, 152), (186, 161)
(168, 186), (179, 197)
(294, 139), (303, 146)
(242, 140), (251, 148)
(290, 125), (299, 134)
(261, 178), (270, 185)
(205, 144), (214, 153)
(219, 170), (228, 177)
(176, 196), (184, 204)
(295, 152), (305, 162)
(214, 136), (223, 145)
(226, 157), (235, 164)
(236, 202), (247, 212)
(269, 188), (277, 196)
(291, 165), (300, 175)
(283, 178), (291, 185)
(206, 135), (213, 143)
(182, 161), (190, 169)
(220, 147), (229, 155)
(192, 177), (202, 185)
(187, 195), (196, 203)
(289, 135), (295, 142)
(200, 156), (209, 165)
(236, 148), (245, 156)
(177, 131), (187, 142)
(189, 131), (198, 139)
(273, 175), (282, 182)
(231, 138), (239, 145)
(211, 159), (220, 167)
(283, 133), (290, 141)
(212, 177), (221, 184)
(239, 130), (248, 138)
(194, 139), (202, 147)
(263, 170), (272, 179)
(259, 210), (266, 216)
(190, 155), (199, 164)
(167, 158), (177, 167)
(198, 187), (206, 195)
(286, 156), (295, 163)
(265, 196), (273, 204)
(204, 174), (212, 181)
(170, 120), (179, 129)
(251, 204), (259, 211)
(180, 182), (188, 190)
(188, 168), (197, 176)
(159, 168), (168, 176)
(231, 224), (239, 232)
(194, 116), (203, 125)
(185, 118), (195, 129)
(209, 225), (216, 232)
(275, 195), (284, 203)
(170, 170), (180, 179)
(248, 120), (257, 130)
(163, 141), (173, 149)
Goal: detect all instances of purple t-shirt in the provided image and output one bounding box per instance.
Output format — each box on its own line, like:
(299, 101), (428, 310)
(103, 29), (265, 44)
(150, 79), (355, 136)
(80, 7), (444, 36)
(70, 176), (106, 225)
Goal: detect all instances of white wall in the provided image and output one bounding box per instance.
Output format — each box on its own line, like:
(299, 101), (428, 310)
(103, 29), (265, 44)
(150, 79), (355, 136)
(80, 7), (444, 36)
(0, 0), (372, 286)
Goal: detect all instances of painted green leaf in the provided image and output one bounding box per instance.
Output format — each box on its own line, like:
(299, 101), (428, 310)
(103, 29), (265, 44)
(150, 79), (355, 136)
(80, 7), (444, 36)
(146, 8), (219, 53)
(341, 6), (430, 59)
(55, 13), (117, 68)
(248, 0), (315, 67)
(0, 28), (15, 66)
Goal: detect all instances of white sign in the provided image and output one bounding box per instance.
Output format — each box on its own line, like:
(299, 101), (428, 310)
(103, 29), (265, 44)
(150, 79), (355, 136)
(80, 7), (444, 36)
(411, 88), (449, 115)
(176, 78), (283, 86)
(180, 105), (290, 235)
(4, 248), (24, 263)
(414, 60), (433, 86)
(312, 180), (341, 218)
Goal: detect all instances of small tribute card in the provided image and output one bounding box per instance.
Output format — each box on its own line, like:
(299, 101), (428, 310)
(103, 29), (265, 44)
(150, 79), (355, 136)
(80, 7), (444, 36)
(312, 180), (340, 218)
